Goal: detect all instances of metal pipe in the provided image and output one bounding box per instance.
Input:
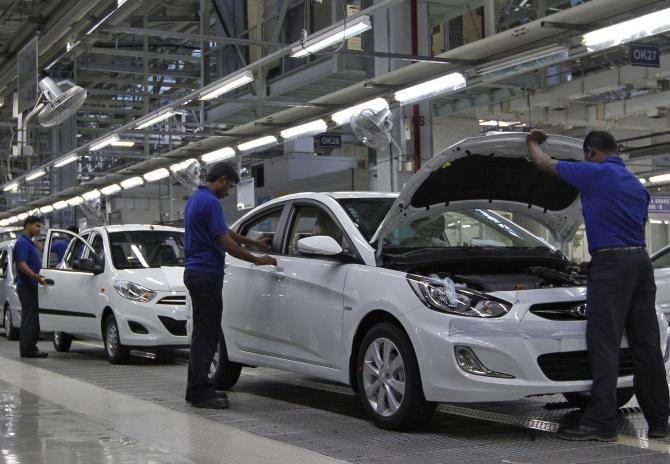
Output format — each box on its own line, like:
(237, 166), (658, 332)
(410, 0), (421, 171)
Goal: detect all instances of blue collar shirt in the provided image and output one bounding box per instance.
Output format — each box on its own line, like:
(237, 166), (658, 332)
(15, 233), (42, 287)
(184, 185), (229, 275)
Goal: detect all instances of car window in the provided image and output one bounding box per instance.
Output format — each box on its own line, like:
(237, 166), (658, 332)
(109, 230), (185, 269)
(285, 205), (353, 257)
(63, 233), (90, 269)
(653, 248), (670, 269)
(46, 231), (78, 268)
(0, 249), (7, 278)
(336, 198), (395, 241)
(239, 208), (283, 252)
(90, 233), (106, 269)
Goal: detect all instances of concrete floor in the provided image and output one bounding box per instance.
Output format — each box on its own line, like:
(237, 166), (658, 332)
(0, 334), (669, 464)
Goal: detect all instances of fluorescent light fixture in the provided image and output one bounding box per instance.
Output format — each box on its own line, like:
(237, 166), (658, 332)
(291, 15), (372, 58)
(91, 134), (120, 151)
(3, 182), (18, 192)
(67, 196), (84, 206)
(639, 178), (647, 184)
(100, 184), (122, 195)
(120, 177), (144, 190)
(53, 201), (69, 210)
(110, 140), (135, 147)
(135, 111), (175, 130)
(144, 168), (170, 182)
(25, 169), (46, 181)
(331, 98), (389, 126)
(476, 45), (569, 80)
(82, 189), (101, 201)
(650, 173), (670, 184)
(200, 71), (254, 101)
(0, 220), (7, 227)
(582, 7), (670, 53)
(237, 136), (278, 153)
(201, 147), (235, 164)
(28, 209), (39, 216)
(170, 158), (198, 172)
(650, 219), (663, 224)
(394, 72), (466, 104)
(7, 216), (19, 224)
(54, 154), (79, 167)
(40, 205), (54, 214)
(281, 119), (328, 140)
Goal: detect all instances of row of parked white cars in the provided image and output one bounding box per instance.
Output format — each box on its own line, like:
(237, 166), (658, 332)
(2, 133), (669, 430)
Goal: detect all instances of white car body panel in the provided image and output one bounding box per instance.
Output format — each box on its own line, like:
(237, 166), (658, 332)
(651, 245), (670, 322)
(0, 240), (21, 329)
(38, 225), (189, 348)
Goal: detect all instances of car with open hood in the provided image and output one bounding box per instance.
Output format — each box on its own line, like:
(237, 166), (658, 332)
(202, 133), (670, 430)
(39, 225), (188, 363)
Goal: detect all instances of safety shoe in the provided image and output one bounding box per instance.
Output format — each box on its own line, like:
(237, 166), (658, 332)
(21, 350), (48, 358)
(191, 397), (230, 409)
(557, 425), (617, 442)
(648, 424), (669, 439)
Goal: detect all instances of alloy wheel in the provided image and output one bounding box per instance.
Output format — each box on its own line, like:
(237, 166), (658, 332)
(3, 310), (10, 337)
(362, 337), (406, 417)
(209, 347), (220, 380)
(106, 321), (119, 357)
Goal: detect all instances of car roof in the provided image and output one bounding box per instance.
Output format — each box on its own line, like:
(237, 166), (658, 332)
(90, 224), (185, 233)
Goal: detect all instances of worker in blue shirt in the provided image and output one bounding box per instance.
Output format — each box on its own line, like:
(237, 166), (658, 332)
(51, 226), (79, 265)
(527, 129), (669, 441)
(183, 161), (276, 409)
(14, 215), (48, 358)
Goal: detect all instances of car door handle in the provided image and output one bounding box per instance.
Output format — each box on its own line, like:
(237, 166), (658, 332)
(43, 279), (55, 286)
(271, 267), (285, 280)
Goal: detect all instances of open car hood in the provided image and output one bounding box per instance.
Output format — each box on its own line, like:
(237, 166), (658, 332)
(371, 133), (584, 254)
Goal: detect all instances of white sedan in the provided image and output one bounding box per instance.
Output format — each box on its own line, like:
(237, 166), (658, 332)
(205, 133), (670, 430)
(39, 225), (189, 363)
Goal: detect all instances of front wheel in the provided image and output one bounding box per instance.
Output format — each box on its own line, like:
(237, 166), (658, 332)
(356, 322), (436, 430)
(52, 331), (73, 352)
(104, 314), (130, 364)
(208, 330), (242, 390)
(4, 307), (19, 340)
(563, 387), (635, 410)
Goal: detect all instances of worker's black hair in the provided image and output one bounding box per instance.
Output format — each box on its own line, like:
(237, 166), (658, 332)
(67, 226), (79, 234)
(23, 215), (43, 228)
(205, 161), (240, 184)
(583, 131), (618, 154)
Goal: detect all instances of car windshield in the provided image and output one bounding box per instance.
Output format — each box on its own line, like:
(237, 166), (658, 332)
(109, 230), (185, 269)
(336, 198), (395, 241)
(385, 208), (544, 249)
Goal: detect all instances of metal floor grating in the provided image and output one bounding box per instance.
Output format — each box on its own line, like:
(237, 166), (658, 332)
(0, 336), (668, 464)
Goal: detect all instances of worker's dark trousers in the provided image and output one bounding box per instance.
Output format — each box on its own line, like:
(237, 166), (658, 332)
(17, 284), (40, 356)
(184, 270), (223, 404)
(582, 249), (669, 432)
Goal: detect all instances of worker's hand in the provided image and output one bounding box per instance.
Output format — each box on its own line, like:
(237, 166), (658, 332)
(35, 274), (46, 285)
(527, 129), (548, 145)
(257, 236), (272, 249)
(254, 255), (277, 267)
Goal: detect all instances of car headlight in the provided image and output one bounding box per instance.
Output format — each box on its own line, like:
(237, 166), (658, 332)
(406, 274), (511, 318)
(113, 280), (157, 303)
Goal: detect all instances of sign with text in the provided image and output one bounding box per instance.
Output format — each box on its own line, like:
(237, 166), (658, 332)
(649, 196), (670, 212)
(236, 177), (255, 211)
(629, 44), (660, 68)
(317, 133), (342, 148)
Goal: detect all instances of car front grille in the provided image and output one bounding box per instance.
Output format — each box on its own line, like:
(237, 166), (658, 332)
(529, 301), (587, 321)
(156, 295), (186, 305)
(537, 349), (633, 381)
(157, 316), (187, 336)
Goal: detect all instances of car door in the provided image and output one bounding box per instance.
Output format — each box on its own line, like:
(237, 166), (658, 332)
(653, 247), (670, 318)
(261, 201), (353, 370)
(39, 230), (103, 337)
(223, 205), (287, 359)
(0, 248), (8, 308)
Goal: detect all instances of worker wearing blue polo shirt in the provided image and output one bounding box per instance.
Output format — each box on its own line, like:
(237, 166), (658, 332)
(51, 226), (79, 265)
(527, 129), (669, 441)
(183, 161), (276, 409)
(14, 215), (48, 358)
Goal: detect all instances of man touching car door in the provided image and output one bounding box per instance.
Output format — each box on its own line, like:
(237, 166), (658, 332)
(183, 161), (276, 409)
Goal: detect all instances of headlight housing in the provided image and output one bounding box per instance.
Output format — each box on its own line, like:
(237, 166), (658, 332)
(406, 274), (511, 318)
(113, 280), (157, 303)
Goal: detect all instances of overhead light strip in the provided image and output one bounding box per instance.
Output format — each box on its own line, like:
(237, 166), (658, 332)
(90, 134), (120, 151)
(475, 45), (569, 80)
(582, 7), (670, 53)
(143, 168), (170, 182)
(281, 119), (328, 140)
(135, 111), (175, 130)
(291, 15), (372, 58)
(25, 169), (47, 181)
(331, 98), (389, 126)
(54, 154), (79, 168)
(238, 136), (278, 153)
(200, 71), (254, 101)
(394, 72), (466, 105)
(201, 147), (235, 164)
(100, 184), (122, 196)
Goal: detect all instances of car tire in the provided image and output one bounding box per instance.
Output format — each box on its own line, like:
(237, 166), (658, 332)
(563, 387), (635, 410)
(4, 306), (19, 341)
(356, 322), (436, 430)
(52, 331), (73, 352)
(104, 314), (130, 364)
(208, 330), (242, 390)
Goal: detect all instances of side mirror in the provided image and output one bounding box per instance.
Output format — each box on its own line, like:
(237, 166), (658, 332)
(73, 258), (103, 275)
(297, 236), (343, 257)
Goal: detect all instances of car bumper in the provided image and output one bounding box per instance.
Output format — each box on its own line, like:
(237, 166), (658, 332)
(403, 305), (670, 403)
(115, 292), (189, 348)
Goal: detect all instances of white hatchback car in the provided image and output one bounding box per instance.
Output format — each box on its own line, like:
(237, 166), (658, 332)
(39, 225), (189, 363)
(0, 240), (21, 340)
(203, 133), (670, 430)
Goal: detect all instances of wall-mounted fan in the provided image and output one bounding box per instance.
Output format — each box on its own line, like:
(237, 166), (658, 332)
(350, 106), (404, 156)
(79, 197), (104, 226)
(36, 76), (87, 127)
(172, 160), (201, 191)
